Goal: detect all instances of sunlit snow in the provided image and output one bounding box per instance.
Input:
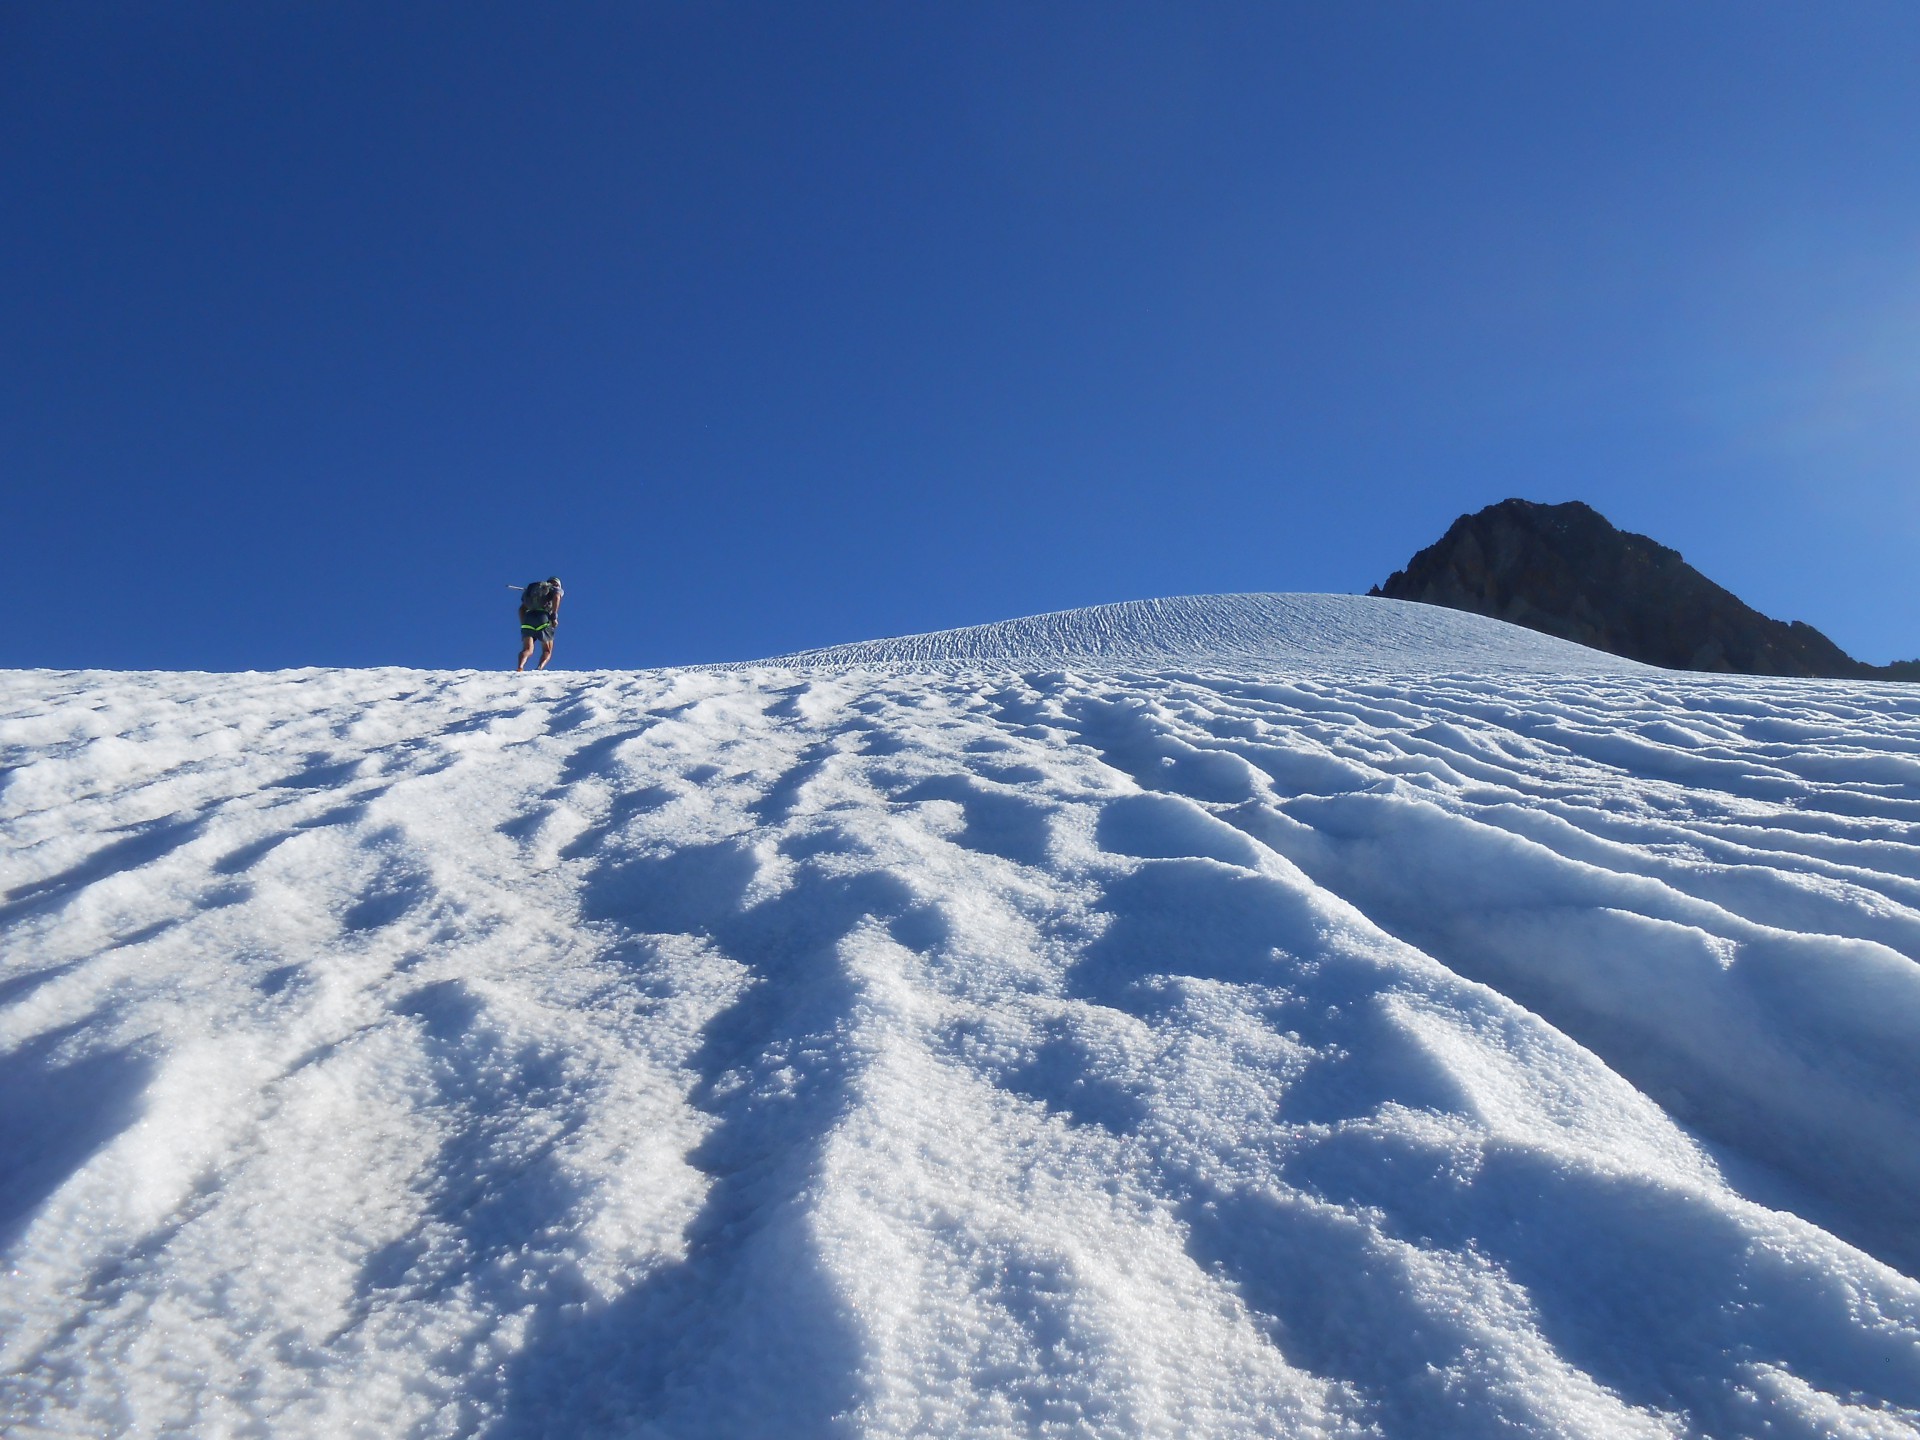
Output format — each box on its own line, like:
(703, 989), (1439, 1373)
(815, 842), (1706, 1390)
(4, 594), (1920, 1438)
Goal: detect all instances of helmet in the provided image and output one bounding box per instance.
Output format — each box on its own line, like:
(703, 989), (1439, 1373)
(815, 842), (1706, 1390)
(548, 576), (561, 586)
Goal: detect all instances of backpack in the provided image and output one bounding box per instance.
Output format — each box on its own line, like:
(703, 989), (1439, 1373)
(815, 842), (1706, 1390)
(521, 579), (555, 612)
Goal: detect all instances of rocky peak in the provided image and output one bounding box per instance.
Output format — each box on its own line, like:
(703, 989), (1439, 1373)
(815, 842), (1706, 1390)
(1370, 498), (1912, 679)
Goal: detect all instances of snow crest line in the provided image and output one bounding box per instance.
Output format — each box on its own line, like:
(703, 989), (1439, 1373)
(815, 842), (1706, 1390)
(742, 592), (1649, 673)
(3, 638), (1920, 1437)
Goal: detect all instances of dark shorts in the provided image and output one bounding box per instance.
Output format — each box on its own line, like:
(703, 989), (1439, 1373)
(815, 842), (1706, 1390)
(520, 610), (555, 640)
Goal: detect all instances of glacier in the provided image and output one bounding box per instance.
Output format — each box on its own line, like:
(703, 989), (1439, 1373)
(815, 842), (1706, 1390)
(4, 593), (1920, 1438)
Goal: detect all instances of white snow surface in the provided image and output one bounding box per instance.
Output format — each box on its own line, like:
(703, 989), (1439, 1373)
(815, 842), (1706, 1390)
(5, 593), (1920, 1439)
(759, 593), (1646, 671)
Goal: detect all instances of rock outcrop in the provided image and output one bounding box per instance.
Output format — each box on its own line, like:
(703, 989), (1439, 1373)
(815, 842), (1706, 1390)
(1370, 498), (1916, 679)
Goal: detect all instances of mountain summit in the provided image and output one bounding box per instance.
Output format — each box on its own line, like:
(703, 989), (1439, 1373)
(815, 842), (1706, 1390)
(1370, 498), (1915, 679)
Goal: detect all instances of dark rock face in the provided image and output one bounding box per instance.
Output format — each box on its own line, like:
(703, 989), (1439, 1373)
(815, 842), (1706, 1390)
(1370, 499), (1907, 679)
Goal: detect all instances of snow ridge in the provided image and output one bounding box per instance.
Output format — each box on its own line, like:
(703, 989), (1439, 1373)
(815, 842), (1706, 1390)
(4, 596), (1920, 1438)
(755, 592), (1645, 672)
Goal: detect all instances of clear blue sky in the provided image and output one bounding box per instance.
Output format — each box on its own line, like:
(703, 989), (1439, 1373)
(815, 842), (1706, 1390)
(8, 2), (1920, 670)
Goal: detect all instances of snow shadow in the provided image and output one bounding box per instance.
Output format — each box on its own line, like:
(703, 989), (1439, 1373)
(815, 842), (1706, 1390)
(555, 727), (657, 787)
(1261, 1125), (1920, 1434)
(746, 739), (837, 825)
(0, 1024), (153, 1254)
(1069, 858), (1310, 1014)
(0, 814), (207, 922)
(578, 840), (760, 934)
(294, 790), (392, 831)
(373, 981), (580, 1303)
(0, 956), (88, 1009)
(490, 835), (921, 1438)
(553, 785), (676, 860)
(1073, 843), (1465, 1128)
(1095, 790), (1264, 868)
(1265, 795), (1920, 1276)
(342, 979), (590, 1434)
(842, 720), (904, 757)
(542, 695), (601, 735)
(895, 773), (1056, 867)
(337, 836), (434, 933)
(995, 1020), (1150, 1135)
(211, 832), (290, 875)
(1179, 1186), (1564, 1439)
(395, 982), (575, 1278)
(263, 753), (366, 790)
(1063, 693), (1264, 805)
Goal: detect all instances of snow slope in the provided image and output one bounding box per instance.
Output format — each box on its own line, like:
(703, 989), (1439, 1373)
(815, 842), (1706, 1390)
(5, 594), (1920, 1438)
(759, 593), (1646, 671)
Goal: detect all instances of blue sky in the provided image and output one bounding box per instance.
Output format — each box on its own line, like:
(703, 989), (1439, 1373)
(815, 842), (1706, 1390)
(7, 2), (1920, 670)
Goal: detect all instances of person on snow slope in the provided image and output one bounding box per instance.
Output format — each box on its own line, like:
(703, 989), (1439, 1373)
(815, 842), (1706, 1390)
(516, 577), (563, 671)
